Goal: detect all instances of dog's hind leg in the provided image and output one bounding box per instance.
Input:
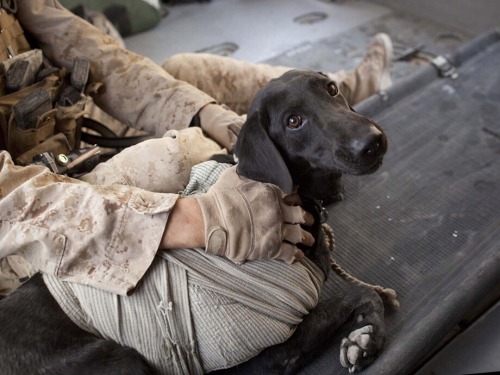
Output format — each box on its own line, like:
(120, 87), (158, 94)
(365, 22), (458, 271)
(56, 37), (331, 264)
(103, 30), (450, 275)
(0, 274), (154, 375)
(218, 283), (386, 374)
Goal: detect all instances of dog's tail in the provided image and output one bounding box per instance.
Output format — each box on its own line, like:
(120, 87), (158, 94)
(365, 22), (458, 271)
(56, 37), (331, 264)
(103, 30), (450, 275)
(322, 223), (400, 311)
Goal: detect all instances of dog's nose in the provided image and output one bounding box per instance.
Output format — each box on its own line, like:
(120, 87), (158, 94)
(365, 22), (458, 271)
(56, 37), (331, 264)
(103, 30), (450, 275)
(349, 128), (385, 159)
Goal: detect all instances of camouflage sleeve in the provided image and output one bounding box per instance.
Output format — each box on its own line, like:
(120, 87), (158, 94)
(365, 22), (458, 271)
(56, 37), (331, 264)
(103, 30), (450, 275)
(0, 151), (179, 295)
(17, 0), (215, 136)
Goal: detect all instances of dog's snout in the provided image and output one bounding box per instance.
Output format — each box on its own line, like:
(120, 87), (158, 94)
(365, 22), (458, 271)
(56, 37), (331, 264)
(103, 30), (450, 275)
(349, 129), (385, 159)
(362, 133), (383, 156)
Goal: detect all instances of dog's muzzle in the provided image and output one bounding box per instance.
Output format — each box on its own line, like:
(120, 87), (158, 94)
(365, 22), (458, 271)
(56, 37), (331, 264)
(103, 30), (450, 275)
(337, 127), (387, 175)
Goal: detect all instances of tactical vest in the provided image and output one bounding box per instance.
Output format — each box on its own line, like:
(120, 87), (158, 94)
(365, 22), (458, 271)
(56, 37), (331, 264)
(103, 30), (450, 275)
(0, 1), (151, 176)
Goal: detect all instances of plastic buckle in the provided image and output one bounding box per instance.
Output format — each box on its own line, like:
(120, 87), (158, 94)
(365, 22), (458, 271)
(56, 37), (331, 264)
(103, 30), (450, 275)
(431, 55), (459, 79)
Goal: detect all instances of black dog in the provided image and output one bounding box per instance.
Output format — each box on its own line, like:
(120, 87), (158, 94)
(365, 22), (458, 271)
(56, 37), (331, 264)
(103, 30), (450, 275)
(235, 69), (386, 205)
(0, 70), (388, 374)
(226, 70), (389, 373)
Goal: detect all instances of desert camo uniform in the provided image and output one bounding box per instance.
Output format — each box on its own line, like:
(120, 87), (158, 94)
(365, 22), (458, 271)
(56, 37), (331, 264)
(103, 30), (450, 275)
(0, 0), (392, 295)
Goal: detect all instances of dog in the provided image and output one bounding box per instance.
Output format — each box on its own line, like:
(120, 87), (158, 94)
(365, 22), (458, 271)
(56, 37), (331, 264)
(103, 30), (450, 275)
(0, 70), (388, 374)
(235, 69), (386, 204)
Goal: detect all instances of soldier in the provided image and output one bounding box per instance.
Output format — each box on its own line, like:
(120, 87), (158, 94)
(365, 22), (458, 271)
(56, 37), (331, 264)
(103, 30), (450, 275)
(0, 0), (393, 296)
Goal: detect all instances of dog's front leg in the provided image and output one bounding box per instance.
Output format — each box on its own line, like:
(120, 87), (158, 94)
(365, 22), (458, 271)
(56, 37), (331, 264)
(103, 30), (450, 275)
(338, 285), (386, 373)
(220, 283), (386, 374)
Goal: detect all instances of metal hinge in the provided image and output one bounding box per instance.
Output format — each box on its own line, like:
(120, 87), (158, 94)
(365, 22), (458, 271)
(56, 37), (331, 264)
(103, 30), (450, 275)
(431, 55), (459, 79)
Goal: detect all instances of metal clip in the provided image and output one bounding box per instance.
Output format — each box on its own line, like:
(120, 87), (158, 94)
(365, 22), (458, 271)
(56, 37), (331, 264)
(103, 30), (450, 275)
(1, 0), (17, 14)
(7, 45), (15, 58)
(29, 146), (101, 176)
(431, 55), (459, 80)
(320, 206), (329, 224)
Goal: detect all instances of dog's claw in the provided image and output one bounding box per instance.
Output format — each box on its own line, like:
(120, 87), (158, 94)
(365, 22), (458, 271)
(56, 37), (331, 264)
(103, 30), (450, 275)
(348, 325), (373, 340)
(339, 324), (379, 373)
(339, 338), (351, 368)
(347, 345), (361, 364)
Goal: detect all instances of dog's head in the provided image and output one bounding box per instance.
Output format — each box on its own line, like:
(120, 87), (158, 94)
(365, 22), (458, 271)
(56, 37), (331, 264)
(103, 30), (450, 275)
(235, 69), (387, 204)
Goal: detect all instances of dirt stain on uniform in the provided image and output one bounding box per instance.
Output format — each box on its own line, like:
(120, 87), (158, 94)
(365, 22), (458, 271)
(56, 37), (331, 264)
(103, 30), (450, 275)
(116, 246), (129, 254)
(78, 218), (94, 233)
(29, 202), (50, 218)
(103, 199), (121, 215)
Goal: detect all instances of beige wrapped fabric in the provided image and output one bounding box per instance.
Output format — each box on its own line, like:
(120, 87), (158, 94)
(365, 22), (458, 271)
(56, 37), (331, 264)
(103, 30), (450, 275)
(44, 250), (323, 373)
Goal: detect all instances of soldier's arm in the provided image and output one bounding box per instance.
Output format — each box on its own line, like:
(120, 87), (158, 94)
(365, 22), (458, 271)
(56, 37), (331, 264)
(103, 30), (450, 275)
(1, 151), (313, 295)
(0, 150), (177, 295)
(161, 197), (205, 250)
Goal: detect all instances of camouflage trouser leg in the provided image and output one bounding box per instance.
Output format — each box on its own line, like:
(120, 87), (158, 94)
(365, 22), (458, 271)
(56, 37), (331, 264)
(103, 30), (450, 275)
(162, 53), (350, 114)
(165, 34), (395, 108)
(80, 127), (225, 193)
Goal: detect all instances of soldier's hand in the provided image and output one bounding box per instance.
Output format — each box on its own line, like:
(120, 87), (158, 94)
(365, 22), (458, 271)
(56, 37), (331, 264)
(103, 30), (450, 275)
(193, 166), (314, 264)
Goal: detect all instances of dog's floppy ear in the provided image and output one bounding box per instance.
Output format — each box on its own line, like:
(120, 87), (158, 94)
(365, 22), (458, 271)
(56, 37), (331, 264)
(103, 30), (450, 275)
(235, 111), (293, 194)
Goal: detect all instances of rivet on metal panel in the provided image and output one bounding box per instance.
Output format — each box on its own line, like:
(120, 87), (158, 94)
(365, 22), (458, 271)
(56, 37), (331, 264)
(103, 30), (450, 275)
(293, 12), (328, 25)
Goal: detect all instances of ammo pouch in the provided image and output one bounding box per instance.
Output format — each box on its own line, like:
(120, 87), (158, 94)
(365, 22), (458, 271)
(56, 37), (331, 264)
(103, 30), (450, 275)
(0, 1), (91, 172)
(0, 53), (153, 175)
(0, 3), (153, 176)
(0, 62), (87, 165)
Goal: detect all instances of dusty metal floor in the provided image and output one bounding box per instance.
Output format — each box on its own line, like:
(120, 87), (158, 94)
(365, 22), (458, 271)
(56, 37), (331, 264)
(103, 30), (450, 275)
(125, 0), (472, 84)
(125, 0), (392, 64)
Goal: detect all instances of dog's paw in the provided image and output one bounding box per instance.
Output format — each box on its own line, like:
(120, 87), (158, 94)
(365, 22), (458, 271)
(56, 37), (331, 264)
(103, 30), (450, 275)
(339, 323), (380, 373)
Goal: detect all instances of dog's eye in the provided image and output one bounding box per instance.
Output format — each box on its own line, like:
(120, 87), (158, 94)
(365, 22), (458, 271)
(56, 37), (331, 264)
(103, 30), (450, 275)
(287, 115), (302, 129)
(327, 82), (339, 97)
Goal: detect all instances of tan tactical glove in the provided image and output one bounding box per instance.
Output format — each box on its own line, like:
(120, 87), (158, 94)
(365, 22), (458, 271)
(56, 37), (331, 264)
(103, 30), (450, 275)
(194, 166), (312, 264)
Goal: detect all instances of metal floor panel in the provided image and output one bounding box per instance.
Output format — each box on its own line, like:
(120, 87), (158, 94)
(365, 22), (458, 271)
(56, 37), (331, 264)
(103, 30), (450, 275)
(125, 0), (473, 92)
(125, 0), (391, 64)
(265, 11), (472, 85)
